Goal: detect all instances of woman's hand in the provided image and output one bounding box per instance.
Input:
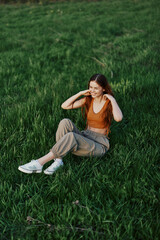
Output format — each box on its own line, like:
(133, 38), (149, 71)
(80, 90), (91, 96)
(103, 94), (123, 122)
(61, 90), (90, 110)
(103, 94), (115, 102)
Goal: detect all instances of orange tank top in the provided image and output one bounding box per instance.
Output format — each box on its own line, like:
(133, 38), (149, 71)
(87, 98), (110, 129)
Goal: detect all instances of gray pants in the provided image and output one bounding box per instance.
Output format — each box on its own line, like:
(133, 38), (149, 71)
(50, 118), (110, 158)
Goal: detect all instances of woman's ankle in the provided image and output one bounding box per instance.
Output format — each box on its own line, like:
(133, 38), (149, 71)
(55, 158), (63, 164)
(37, 152), (55, 166)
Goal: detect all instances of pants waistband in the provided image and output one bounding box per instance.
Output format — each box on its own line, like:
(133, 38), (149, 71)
(82, 129), (108, 138)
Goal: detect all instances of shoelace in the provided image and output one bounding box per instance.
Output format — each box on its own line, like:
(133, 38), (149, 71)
(49, 162), (60, 169)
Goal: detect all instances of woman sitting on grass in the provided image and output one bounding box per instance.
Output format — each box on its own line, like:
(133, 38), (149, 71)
(18, 74), (123, 175)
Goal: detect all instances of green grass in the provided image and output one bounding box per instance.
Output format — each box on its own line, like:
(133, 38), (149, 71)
(0, 0), (160, 239)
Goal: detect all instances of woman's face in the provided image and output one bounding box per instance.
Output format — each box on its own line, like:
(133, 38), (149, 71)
(89, 81), (105, 98)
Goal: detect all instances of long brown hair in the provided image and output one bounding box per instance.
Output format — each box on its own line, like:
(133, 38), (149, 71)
(82, 74), (114, 136)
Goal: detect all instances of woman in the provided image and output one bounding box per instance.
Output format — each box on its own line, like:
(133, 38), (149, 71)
(18, 74), (123, 175)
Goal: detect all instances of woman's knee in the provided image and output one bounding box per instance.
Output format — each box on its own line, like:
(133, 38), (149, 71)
(63, 132), (78, 147)
(56, 119), (73, 142)
(58, 118), (72, 128)
(65, 132), (76, 140)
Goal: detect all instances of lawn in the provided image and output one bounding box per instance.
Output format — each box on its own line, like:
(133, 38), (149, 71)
(0, 0), (160, 239)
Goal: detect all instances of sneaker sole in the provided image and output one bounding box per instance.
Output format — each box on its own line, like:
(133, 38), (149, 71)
(43, 170), (55, 175)
(44, 165), (63, 175)
(18, 166), (42, 174)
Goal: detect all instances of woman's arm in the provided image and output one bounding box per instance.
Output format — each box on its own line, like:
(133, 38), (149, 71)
(61, 90), (90, 110)
(104, 94), (123, 122)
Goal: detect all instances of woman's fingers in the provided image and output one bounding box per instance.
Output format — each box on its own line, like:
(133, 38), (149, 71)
(104, 94), (114, 101)
(81, 90), (91, 96)
(84, 90), (91, 96)
(103, 94), (108, 100)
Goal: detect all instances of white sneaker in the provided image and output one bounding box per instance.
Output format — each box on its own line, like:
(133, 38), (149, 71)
(44, 160), (64, 175)
(18, 160), (43, 174)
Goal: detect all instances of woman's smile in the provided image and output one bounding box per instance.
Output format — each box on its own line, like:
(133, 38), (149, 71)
(89, 81), (104, 98)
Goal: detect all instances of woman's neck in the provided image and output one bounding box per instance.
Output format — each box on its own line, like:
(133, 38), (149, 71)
(93, 95), (104, 103)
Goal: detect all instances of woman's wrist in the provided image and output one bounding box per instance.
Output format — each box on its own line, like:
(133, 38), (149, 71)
(110, 97), (116, 104)
(107, 95), (116, 104)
